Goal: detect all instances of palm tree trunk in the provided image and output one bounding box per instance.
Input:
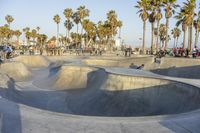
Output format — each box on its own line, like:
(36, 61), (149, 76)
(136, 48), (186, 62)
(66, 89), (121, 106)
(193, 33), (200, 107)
(57, 23), (59, 46)
(76, 24), (79, 44)
(77, 24), (79, 34)
(195, 30), (199, 47)
(176, 37), (179, 48)
(165, 18), (169, 49)
(81, 22), (84, 49)
(156, 21), (160, 51)
(188, 25), (191, 52)
(189, 24), (193, 53)
(110, 25), (114, 52)
(118, 28), (121, 38)
(68, 30), (70, 40)
(174, 38), (176, 48)
(151, 22), (155, 54)
(183, 30), (186, 49)
(142, 21), (146, 54)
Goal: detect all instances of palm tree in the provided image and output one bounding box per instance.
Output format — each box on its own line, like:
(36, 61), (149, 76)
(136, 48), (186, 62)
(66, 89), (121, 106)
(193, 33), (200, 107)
(53, 14), (61, 46)
(25, 31), (31, 46)
(163, 0), (178, 49)
(31, 29), (37, 45)
(175, 9), (188, 49)
(0, 25), (13, 43)
(117, 20), (123, 38)
(82, 19), (96, 47)
(97, 21), (107, 46)
(148, 7), (156, 54)
(36, 26), (40, 34)
(14, 30), (22, 44)
(64, 8), (73, 39)
(154, 0), (163, 51)
(38, 34), (48, 46)
(107, 10), (118, 40)
(194, 11), (200, 47)
(5, 15), (14, 29)
(171, 27), (181, 48)
(176, 0), (196, 52)
(64, 20), (74, 45)
(72, 12), (81, 43)
(135, 0), (150, 54)
(23, 27), (30, 45)
(77, 6), (90, 39)
(159, 24), (167, 48)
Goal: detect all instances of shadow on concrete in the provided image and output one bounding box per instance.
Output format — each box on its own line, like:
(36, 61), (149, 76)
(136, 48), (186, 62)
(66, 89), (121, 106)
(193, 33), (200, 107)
(0, 77), (22, 133)
(2, 78), (200, 117)
(151, 65), (200, 79)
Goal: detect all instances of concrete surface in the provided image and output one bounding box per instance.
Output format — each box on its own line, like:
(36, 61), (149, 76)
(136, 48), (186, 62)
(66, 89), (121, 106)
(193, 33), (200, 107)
(0, 55), (200, 133)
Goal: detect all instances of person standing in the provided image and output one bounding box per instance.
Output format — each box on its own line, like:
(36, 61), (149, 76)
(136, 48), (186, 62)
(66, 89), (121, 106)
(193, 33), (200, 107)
(192, 46), (197, 58)
(6, 46), (13, 59)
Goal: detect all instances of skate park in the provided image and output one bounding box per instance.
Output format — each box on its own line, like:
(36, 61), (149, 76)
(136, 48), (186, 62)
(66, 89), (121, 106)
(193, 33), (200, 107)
(0, 55), (200, 133)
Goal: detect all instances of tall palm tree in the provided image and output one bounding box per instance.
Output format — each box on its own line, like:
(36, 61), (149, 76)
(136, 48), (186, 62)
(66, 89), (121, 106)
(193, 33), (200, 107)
(23, 27), (30, 45)
(63, 8), (73, 39)
(0, 25), (13, 43)
(177, 0), (196, 52)
(107, 10), (118, 40)
(148, 7), (156, 54)
(117, 20), (123, 38)
(159, 24), (167, 48)
(194, 11), (200, 47)
(14, 30), (22, 44)
(36, 26), (40, 34)
(82, 19), (96, 47)
(171, 27), (181, 48)
(77, 6), (90, 40)
(64, 20), (74, 44)
(135, 0), (150, 54)
(25, 32), (31, 46)
(72, 12), (81, 43)
(163, 0), (178, 49)
(154, 0), (163, 51)
(53, 14), (61, 46)
(5, 15), (14, 29)
(38, 34), (48, 46)
(31, 29), (37, 45)
(175, 8), (189, 49)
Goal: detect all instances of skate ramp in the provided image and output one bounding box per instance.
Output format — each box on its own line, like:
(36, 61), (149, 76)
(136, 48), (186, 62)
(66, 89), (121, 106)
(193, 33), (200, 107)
(13, 55), (50, 68)
(1, 65), (200, 117)
(151, 58), (200, 79)
(0, 62), (31, 81)
(35, 65), (98, 90)
(0, 74), (10, 88)
(84, 56), (154, 68)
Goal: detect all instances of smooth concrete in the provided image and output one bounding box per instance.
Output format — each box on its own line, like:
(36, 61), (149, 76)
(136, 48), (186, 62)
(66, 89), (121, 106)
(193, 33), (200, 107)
(151, 57), (200, 79)
(0, 55), (200, 133)
(0, 62), (31, 81)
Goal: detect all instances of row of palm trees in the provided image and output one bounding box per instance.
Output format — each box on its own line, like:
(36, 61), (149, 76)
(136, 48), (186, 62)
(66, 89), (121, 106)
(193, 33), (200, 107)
(0, 15), (48, 47)
(136, 0), (199, 54)
(53, 5), (123, 49)
(22, 27), (48, 46)
(0, 25), (22, 44)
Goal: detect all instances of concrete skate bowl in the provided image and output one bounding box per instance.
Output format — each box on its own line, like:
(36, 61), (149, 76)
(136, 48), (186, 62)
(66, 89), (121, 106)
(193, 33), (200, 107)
(13, 55), (50, 68)
(1, 65), (200, 117)
(0, 62), (32, 81)
(83, 56), (154, 68)
(151, 57), (200, 79)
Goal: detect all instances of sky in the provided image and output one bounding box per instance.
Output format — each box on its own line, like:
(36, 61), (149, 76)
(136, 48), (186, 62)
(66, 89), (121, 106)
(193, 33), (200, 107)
(0, 0), (199, 48)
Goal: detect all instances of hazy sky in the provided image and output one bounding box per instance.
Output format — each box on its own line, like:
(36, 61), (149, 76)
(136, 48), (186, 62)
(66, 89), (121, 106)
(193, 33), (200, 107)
(0, 0), (199, 47)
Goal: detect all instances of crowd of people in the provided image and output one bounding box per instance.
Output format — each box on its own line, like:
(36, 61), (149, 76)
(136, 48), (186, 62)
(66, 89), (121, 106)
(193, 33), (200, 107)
(172, 46), (200, 58)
